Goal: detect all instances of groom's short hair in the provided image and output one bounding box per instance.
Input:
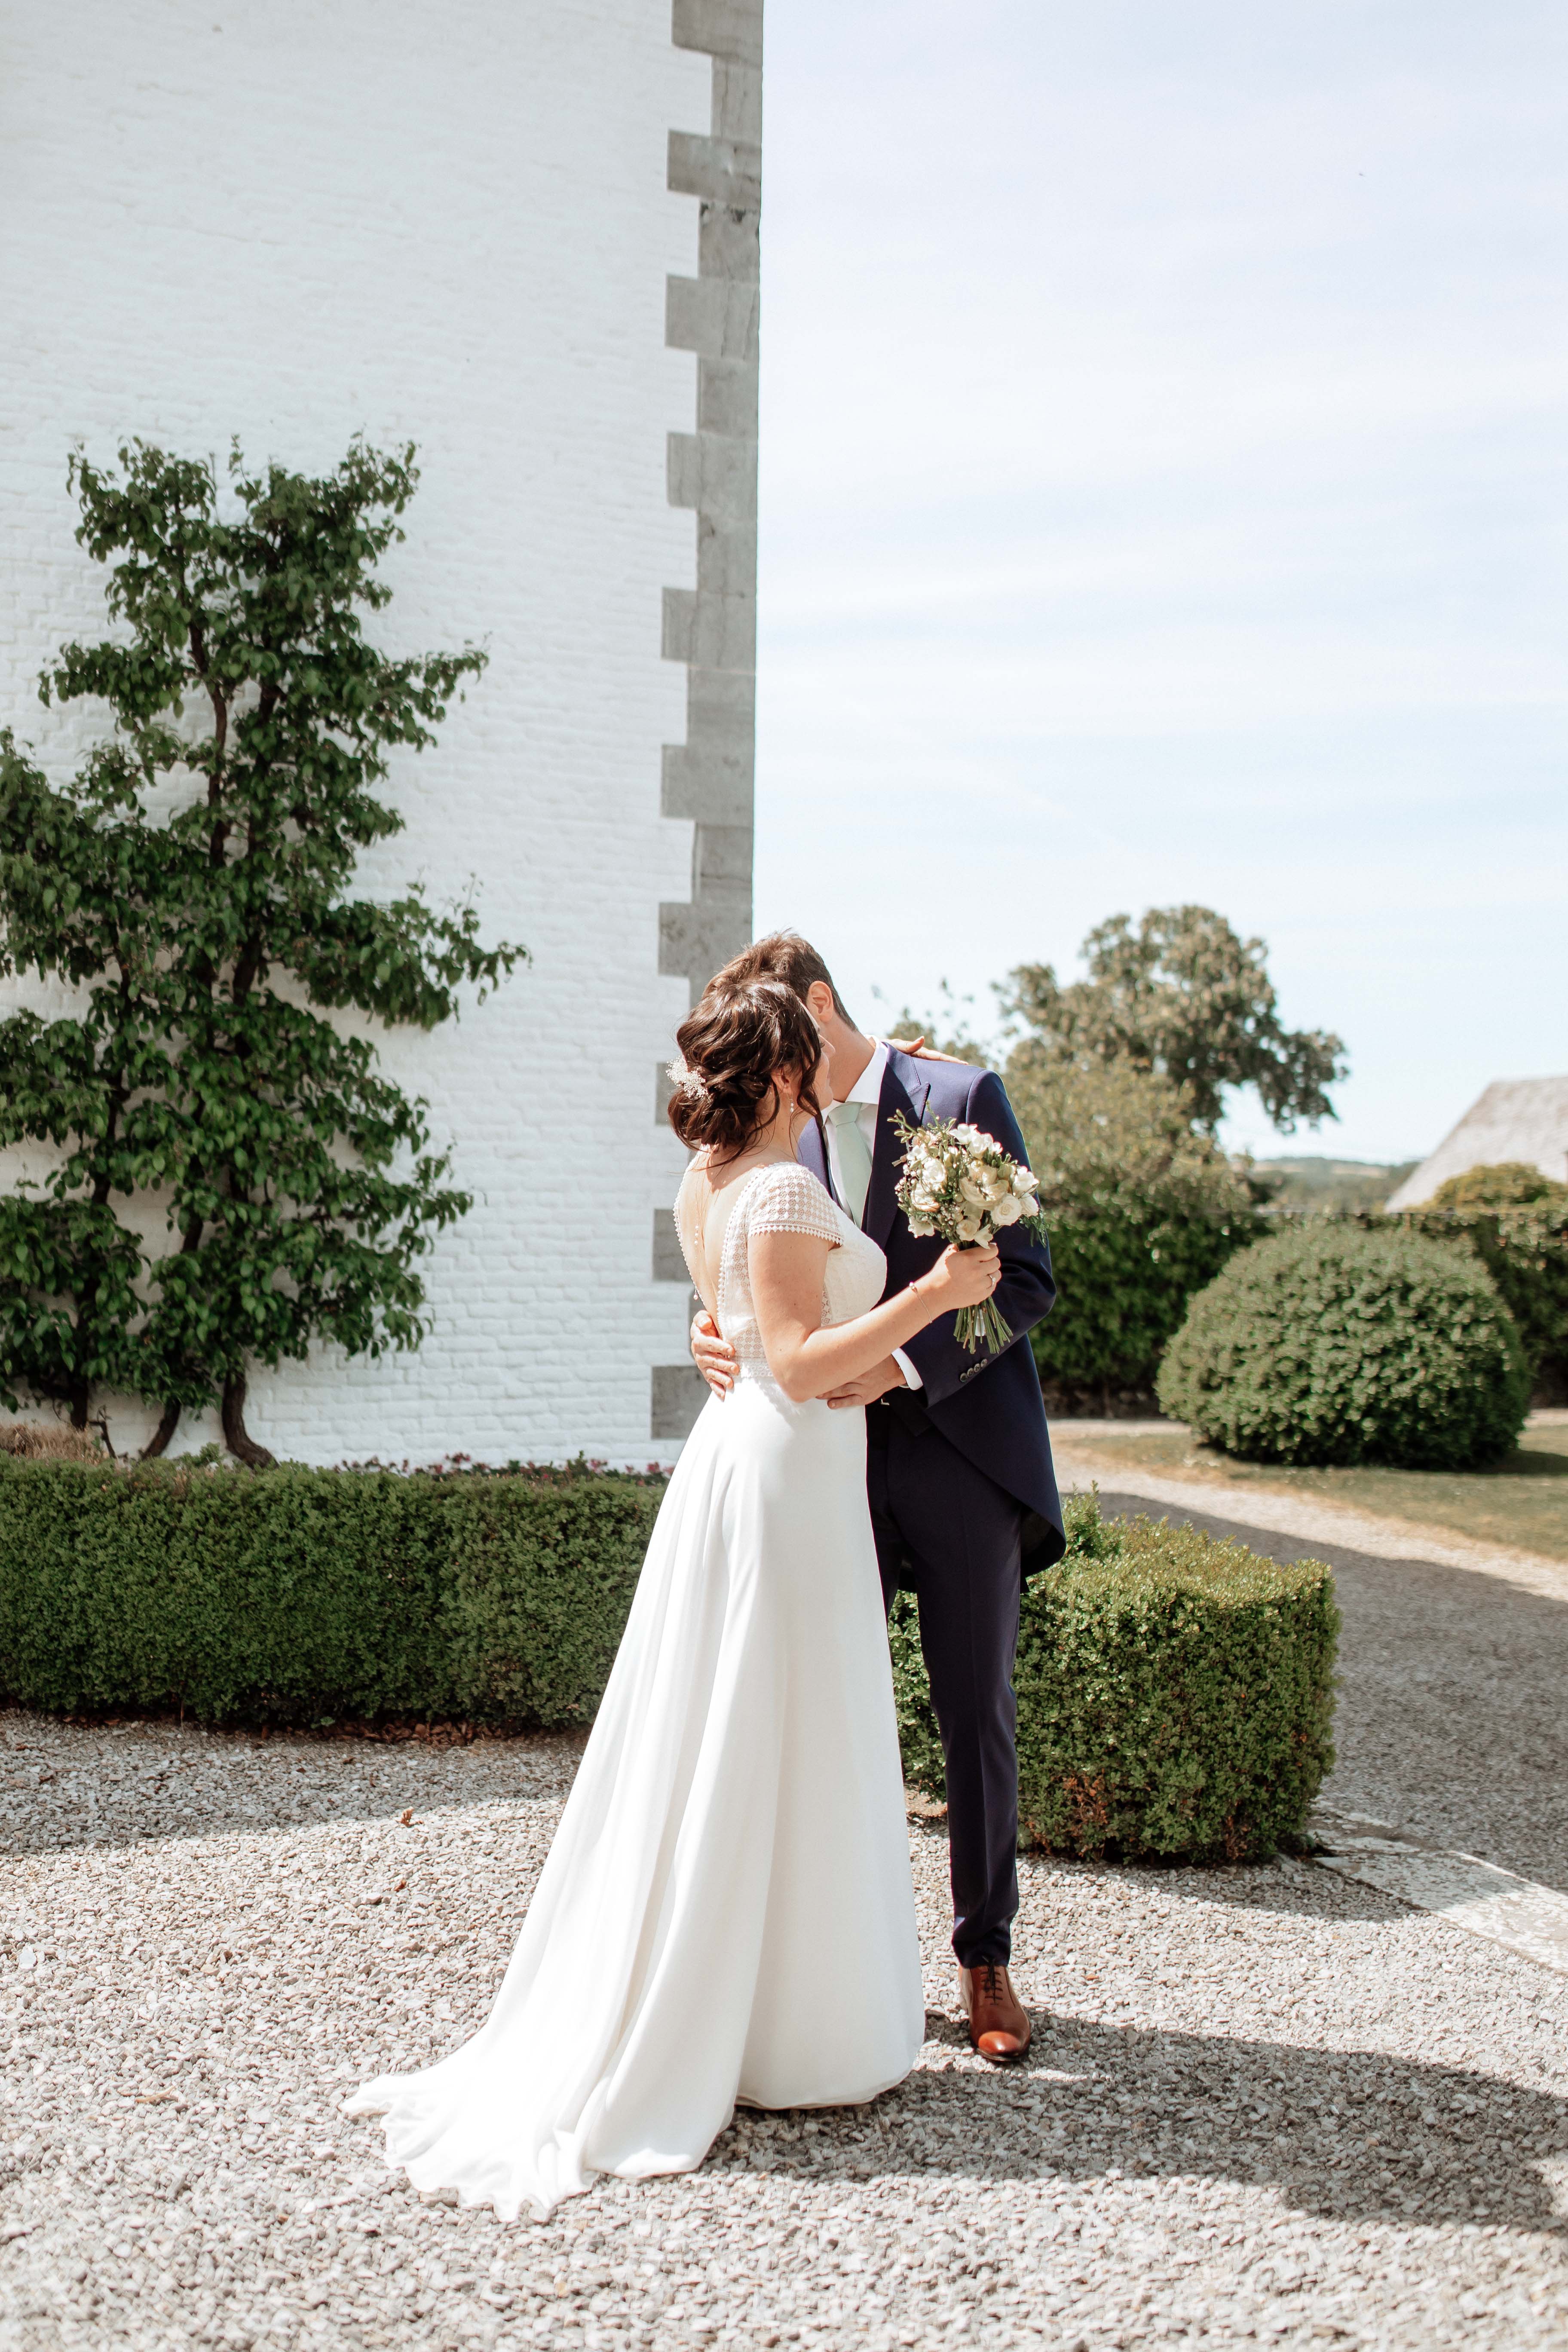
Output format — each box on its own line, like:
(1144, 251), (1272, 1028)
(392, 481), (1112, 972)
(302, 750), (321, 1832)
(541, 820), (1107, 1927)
(710, 932), (855, 1027)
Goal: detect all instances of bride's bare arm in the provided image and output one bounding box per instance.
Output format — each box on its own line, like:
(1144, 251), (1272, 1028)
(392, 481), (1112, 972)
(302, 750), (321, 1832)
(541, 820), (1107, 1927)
(749, 1231), (1000, 1405)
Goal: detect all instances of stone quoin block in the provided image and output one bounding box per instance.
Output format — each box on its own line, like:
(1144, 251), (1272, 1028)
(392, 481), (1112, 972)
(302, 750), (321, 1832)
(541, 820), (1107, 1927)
(0, 0), (762, 1465)
(652, 1209), (690, 1284)
(651, 1363), (710, 1441)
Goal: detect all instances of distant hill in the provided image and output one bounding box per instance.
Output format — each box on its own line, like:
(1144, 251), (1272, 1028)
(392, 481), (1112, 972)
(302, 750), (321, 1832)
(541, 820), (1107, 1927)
(1252, 1155), (1419, 1212)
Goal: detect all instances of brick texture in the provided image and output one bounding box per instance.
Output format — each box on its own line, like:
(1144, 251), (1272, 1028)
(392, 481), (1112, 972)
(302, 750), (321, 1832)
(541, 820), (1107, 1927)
(0, 0), (756, 1465)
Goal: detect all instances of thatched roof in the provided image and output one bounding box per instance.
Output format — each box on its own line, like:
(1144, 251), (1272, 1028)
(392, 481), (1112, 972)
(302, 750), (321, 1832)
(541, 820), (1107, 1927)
(1387, 1076), (1568, 1208)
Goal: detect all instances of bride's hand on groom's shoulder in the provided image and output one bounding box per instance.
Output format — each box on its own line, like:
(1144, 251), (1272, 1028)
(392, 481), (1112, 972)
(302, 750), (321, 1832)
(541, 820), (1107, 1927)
(880, 1034), (974, 1066)
(691, 1309), (738, 1396)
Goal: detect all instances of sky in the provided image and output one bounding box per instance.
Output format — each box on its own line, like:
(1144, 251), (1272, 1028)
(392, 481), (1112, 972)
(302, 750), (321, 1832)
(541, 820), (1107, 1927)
(751, 0), (1568, 1165)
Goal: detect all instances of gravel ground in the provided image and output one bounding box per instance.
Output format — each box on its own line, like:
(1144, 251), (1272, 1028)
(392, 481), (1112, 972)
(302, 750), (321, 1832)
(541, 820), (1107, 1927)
(1089, 1488), (1568, 1895)
(5, 1713), (1568, 2350)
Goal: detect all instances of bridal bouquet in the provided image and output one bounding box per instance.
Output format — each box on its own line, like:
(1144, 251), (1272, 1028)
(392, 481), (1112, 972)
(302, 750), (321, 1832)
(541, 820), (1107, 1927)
(891, 1112), (1047, 1355)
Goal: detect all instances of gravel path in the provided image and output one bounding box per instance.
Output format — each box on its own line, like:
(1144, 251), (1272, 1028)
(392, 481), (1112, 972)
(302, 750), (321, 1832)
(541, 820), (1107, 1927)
(1087, 1487), (1568, 1896)
(5, 1714), (1568, 2350)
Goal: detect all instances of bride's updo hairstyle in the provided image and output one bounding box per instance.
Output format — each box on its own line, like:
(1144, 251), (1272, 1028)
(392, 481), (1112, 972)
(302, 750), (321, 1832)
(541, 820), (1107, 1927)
(668, 977), (826, 1160)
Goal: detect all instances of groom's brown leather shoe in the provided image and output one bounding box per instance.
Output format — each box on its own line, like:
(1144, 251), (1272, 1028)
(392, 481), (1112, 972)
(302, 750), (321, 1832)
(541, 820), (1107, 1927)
(959, 1963), (1031, 2064)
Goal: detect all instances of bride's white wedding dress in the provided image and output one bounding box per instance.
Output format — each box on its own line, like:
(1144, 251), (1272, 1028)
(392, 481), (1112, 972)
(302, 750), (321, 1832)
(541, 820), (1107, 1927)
(345, 1159), (923, 2220)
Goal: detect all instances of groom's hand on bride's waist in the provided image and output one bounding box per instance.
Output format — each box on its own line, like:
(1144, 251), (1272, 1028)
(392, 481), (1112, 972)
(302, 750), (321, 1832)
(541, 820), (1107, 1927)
(692, 1310), (738, 1396)
(821, 1357), (907, 1409)
(689, 1313), (906, 1410)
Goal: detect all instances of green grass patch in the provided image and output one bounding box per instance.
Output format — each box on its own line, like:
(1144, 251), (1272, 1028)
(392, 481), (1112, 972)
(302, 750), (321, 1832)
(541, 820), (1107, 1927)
(1057, 1422), (1568, 1562)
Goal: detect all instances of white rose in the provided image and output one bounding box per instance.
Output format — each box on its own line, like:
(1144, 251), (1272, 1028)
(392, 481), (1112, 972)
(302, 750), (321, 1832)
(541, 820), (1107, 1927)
(959, 1174), (991, 1208)
(956, 1208), (987, 1243)
(1012, 1166), (1038, 1196)
(991, 1191), (1023, 1226)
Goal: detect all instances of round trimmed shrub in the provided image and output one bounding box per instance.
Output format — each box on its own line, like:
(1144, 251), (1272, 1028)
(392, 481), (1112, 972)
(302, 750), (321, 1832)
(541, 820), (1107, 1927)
(1157, 1224), (1530, 1469)
(891, 1491), (1338, 1862)
(1008, 1050), (1265, 1408)
(1428, 1161), (1566, 1212)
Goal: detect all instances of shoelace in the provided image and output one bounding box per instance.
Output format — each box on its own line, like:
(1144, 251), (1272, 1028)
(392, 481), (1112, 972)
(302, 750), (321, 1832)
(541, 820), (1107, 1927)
(976, 1963), (1006, 2006)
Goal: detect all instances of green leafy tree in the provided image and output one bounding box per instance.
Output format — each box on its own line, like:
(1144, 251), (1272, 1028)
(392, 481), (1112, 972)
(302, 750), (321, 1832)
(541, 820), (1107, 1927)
(883, 979), (988, 1066)
(1428, 1161), (1566, 1213)
(0, 437), (523, 1463)
(1004, 905), (1346, 1135)
(1408, 1169), (1568, 1396)
(1005, 1049), (1266, 1407)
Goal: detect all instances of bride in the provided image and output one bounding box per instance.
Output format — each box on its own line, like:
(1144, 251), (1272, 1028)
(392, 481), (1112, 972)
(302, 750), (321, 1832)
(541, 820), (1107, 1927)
(346, 976), (1003, 2219)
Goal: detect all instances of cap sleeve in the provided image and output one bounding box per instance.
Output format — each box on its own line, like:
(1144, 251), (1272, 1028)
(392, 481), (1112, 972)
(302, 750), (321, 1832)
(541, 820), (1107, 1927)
(744, 1161), (841, 1246)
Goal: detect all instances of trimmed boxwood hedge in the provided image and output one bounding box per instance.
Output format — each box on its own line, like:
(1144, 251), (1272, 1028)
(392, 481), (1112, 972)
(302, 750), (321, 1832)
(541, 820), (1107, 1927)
(1158, 1223), (1531, 1469)
(891, 1491), (1338, 1861)
(0, 1456), (665, 1727)
(1344, 1191), (1568, 1404)
(1, 1461), (1338, 1868)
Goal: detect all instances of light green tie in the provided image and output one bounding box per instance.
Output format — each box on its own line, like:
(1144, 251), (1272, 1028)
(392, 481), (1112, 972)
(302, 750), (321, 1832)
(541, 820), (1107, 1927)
(826, 1100), (875, 1228)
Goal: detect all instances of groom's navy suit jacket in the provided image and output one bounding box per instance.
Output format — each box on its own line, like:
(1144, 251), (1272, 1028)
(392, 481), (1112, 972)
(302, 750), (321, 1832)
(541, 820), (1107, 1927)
(796, 1045), (1065, 1569)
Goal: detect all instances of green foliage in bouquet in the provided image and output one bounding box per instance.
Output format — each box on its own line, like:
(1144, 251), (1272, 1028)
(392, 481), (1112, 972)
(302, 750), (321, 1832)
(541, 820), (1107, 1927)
(893, 1491), (1337, 1861)
(0, 438), (522, 1462)
(0, 1456), (663, 1727)
(1158, 1224), (1531, 1469)
(891, 1108), (1046, 1354)
(1006, 1052), (1266, 1405)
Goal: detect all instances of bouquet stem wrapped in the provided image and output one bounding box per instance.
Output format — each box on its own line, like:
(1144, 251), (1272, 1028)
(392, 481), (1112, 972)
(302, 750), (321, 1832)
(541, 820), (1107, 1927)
(892, 1111), (1048, 1355)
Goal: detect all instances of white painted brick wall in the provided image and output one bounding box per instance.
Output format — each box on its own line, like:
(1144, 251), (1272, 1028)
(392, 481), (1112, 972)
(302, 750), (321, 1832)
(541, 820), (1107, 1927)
(0, 0), (718, 1464)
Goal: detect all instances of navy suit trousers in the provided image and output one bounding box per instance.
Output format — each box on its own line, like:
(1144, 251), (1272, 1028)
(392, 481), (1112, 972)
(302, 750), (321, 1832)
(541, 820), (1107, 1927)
(866, 1402), (1024, 1969)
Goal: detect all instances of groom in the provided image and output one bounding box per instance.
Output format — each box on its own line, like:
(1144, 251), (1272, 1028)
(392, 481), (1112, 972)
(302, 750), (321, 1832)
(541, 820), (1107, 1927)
(690, 933), (1063, 2063)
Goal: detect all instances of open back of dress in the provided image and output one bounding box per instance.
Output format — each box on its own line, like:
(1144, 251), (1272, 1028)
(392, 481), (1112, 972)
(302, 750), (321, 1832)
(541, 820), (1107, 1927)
(673, 1157), (772, 1323)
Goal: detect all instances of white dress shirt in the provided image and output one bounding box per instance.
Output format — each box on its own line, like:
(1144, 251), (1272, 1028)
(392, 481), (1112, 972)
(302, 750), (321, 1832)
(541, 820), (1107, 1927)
(822, 1039), (923, 1392)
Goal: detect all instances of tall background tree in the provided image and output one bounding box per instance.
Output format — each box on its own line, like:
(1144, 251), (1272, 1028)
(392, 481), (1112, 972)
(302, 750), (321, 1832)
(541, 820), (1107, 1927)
(1004, 903), (1347, 1135)
(1003, 1053), (1267, 1411)
(894, 905), (1343, 1407)
(0, 438), (523, 1462)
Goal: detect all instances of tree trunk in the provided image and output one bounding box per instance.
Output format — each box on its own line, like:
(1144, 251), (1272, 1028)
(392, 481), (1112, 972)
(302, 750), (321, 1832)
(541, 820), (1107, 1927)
(141, 1401), (182, 1459)
(221, 1372), (276, 1470)
(143, 1214), (205, 1460)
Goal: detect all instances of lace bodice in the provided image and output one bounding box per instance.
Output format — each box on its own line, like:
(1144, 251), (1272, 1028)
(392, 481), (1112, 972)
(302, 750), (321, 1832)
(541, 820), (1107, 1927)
(675, 1160), (888, 1401)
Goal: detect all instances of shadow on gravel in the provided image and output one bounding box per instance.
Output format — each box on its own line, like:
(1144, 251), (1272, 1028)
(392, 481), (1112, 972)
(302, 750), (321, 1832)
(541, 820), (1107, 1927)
(730, 2013), (1568, 2236)
(1094, 1490), (1568, 1896)
(1017, 1853), (1412, 1929)
(0, 1713), (586, 1862)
